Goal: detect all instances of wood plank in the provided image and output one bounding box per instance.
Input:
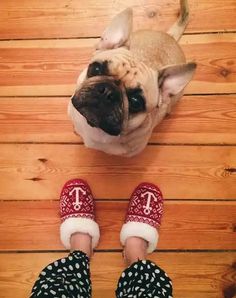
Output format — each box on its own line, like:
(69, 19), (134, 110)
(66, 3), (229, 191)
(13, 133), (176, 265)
(0, 95), (236, 144)
(0, 252), (235, 298)
(0, 0), (235, 40)
(0, 34), (235, 96)
(0, 201), (235, 251)
(0, 144), (235, 200)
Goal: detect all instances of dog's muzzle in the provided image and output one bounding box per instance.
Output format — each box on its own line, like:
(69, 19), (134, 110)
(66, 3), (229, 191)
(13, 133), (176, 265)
(71, 80), (124, 136)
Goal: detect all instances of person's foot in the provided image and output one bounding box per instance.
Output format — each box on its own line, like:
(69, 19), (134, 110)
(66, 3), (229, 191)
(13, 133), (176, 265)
(124, 236), (148, 265)
(120, 182), (164, 264)
(70, 232), (92, 258)
(59, 179), (100, 258)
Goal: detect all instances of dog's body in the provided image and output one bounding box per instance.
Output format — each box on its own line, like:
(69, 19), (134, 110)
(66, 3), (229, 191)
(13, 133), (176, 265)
(69, 0), (196, 156)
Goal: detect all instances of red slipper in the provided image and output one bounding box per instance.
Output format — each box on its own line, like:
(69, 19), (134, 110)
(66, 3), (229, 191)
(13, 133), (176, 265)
(59, 179), (100, 250)
(60, 179), (95, 221)
(120, 182), (163, 253)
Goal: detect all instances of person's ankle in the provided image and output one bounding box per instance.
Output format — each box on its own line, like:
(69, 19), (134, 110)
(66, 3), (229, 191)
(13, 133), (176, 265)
(124, 236), (148, 266)
(70, 232), (92, 258)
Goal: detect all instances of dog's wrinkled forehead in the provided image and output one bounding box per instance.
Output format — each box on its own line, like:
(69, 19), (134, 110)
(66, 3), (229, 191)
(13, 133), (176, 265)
(91, 48), (156, 89)
(87, 47), (159, 110)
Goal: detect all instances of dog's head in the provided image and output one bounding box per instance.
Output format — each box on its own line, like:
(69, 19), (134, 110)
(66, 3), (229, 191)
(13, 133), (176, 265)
(71, 9), (196, 137)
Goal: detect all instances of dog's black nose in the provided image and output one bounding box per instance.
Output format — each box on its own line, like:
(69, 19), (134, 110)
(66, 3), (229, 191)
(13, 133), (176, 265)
(96, 82), (121, 103)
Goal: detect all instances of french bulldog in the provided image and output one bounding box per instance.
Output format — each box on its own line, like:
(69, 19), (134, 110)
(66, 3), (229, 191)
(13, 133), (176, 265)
(69, 0), (196, 157)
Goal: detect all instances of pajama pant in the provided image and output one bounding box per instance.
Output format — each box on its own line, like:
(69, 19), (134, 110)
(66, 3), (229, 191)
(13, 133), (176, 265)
(30, 251), (173, 298)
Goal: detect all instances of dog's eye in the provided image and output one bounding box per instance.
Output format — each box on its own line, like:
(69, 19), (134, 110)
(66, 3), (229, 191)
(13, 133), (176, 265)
(87, 61), (108, 78)
(128, 94), (145, 113)
(127, 88), (145, 113)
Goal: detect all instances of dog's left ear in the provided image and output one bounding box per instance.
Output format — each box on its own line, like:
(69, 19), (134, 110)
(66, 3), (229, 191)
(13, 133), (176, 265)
(158, 62), (197, 97)
(96, 8), (133, 50)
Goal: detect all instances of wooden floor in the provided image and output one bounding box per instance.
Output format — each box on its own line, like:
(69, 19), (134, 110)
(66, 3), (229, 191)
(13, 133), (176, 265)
(0, 1), (236, 297)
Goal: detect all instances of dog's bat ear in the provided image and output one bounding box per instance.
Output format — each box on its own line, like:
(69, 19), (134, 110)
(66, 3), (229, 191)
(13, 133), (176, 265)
(96, 8), (133, 50)
(158, 62), (197, 97)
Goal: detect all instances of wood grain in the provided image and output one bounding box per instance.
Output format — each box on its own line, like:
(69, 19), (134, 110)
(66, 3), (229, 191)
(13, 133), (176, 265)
(0, 95), (236, 144)
(0, 144), (235, 200)
(0, 2), (235, 298)
(0, 34), (235, 96)
(0, 201), (235, 251)
(0, 252), (235, 298)
(0, 0), (236, 40)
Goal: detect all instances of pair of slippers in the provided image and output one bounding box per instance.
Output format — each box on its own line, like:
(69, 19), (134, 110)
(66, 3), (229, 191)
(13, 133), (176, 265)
(60, 179), (163, 253)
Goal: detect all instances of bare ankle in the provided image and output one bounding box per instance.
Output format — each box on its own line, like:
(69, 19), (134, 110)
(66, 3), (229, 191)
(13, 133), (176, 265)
(124, 236), (148, 266)
(70, 232), (92, 258)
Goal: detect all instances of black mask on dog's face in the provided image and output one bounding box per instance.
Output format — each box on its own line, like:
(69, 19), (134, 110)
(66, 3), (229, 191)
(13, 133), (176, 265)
(71, 60), (146, 136)
(71, 62), (124, 136)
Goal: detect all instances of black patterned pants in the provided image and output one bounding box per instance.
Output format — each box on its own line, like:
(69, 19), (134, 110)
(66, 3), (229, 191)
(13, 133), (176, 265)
(30, 251), (173, 298)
